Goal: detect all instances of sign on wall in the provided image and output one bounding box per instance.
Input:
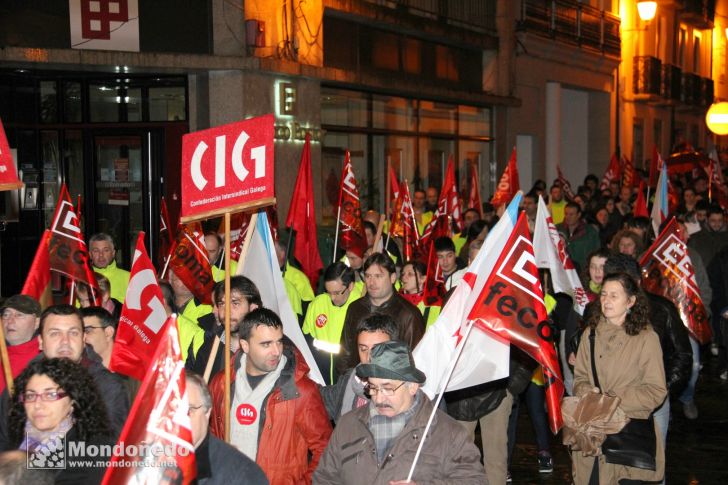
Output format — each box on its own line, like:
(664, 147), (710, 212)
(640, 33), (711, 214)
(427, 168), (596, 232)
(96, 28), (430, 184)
(69, 0), (140, 52)
(180, 114), (275, 222)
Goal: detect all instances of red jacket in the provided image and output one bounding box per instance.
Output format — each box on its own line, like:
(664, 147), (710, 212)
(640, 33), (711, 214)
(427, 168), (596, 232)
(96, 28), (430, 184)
(0, 338), (40, 392)
(209, 345), (332, 484)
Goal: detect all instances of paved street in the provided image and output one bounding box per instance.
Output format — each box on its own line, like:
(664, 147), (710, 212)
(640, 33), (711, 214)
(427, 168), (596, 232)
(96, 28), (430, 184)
(508, 355), (728, 484)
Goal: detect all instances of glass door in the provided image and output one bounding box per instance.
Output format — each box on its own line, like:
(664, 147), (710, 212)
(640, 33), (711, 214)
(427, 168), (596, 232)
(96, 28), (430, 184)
(92, 135), (145, 268)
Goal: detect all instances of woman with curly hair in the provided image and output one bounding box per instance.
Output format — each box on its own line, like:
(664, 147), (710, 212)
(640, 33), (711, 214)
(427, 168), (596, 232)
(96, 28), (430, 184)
(610, 229), (644, 259)
(9, 358), (113, 484)
(571, 272), (667, 484)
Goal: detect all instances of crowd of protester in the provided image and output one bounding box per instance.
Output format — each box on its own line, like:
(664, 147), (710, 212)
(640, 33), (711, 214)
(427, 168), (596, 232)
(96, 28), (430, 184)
(0, 163), (726, 485)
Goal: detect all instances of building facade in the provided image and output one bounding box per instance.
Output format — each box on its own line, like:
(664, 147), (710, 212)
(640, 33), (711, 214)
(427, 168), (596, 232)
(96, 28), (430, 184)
(0, 0), (724, 295)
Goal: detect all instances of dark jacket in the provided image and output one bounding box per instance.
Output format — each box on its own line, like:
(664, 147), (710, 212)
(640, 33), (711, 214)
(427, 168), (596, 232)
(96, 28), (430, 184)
(445, 347), (534, 421)
(208, 345), (332, 484)
(313, 393), (486, 484)
(196, 433), (268, 485)
(580, 293), (692, 395)
(341, 292), (425, 368)
(185, 319), (226, 378)
(0, 347), (129, 451)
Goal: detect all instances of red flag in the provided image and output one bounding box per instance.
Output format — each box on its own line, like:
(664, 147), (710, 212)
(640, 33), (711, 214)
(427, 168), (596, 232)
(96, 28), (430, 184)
(707, 150), (728, 210)
(0, 118), (23, 191)
(491, 148), (520, 207)
(390, 183), (419, 261)
(337, 150), (367, 258)
(640, 218), (712, 344)
(633, 181), (649, 218)
(227, 211), (252, 262)
(158, 197), (175, 270)
(621, 155), (636, 189)
(445, 157), (464, 233)
(422, 241), (445, 307)
(110, 232), (169, 381)
(102, 317), (196, 484)
(48, 184), (101, 299)
(467, 212), (563, 433)
(285, 134), (323, 287)
(167, 222), (214, 304)
(387, 162), (400, 219)
(556, 164), (576, 201)
(468, 162), (484, 218)
(600, 153), (622, 191)
(21, 230), (53, 310)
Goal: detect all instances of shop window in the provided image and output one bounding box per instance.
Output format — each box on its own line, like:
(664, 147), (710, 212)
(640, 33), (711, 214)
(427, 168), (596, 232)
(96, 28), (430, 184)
(127, 87), (143, 122)
(90, 83), (121, 122)
(321, 89), (368, 128)
(458, 105), (491, 137)
(63, 81), (82, 123)
(149, 86), (186, 121)
(419, 100), (457, 134)
(39, 81), (57, 123)
(372, 95), (415, 132)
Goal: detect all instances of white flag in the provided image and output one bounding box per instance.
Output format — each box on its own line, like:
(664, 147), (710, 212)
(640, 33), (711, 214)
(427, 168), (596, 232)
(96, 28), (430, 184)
(533, 196), (588, 315)
(238, 212), (325, 385)
(413, 193), (523, 398)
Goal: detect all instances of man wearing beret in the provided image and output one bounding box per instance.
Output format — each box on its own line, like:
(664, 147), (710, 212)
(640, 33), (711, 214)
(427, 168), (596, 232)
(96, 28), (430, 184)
(0, 295), (41, 392)
(314, 341), (485, 484)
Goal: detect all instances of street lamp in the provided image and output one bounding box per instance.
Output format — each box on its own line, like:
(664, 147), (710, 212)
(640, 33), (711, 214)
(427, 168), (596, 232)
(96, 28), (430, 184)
(706, 102), (728, 135)
(637, 1), (657, 22)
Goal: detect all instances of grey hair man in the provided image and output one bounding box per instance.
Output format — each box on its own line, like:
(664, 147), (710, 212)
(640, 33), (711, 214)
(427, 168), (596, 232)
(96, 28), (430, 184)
(314, 341), (485, 484)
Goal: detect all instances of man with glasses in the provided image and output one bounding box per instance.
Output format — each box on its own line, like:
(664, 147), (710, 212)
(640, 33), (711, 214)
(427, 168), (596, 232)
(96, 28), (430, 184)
(314, 341), (485, 484)
(341, 253), (424, 369)
(0, 295), (41, 393)
(80, 306), (116, 369)
(0, 305), (129, 451)
(186, 276), (262, 377)
(185, 371), (268, 484)
(303, 262), (361, 385)
(89, 233), (130, 303)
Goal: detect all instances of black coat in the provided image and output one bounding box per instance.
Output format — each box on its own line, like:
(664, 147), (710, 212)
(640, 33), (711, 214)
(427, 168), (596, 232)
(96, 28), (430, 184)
(195, 433), (268, 485)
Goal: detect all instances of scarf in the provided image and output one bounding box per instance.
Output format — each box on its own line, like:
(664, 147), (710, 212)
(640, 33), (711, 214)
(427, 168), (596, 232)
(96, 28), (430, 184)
(230, 354), (286, 461)
(21, 415), (74, 459)
(368, 391), (422, 463)
(341, 365), (368, 417)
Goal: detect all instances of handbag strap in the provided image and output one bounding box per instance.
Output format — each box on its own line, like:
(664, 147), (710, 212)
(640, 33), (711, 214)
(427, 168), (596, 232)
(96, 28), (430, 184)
(589, 327), (601, 390)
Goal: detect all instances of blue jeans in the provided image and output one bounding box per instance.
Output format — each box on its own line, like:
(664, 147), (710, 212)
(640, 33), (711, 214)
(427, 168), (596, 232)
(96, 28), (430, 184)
(653, 398), (670, 485)
(679, 336), (700, 404)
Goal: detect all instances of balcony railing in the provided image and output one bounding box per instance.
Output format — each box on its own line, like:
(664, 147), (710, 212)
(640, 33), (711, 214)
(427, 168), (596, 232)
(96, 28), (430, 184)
(518, 0), (621, 57)
(681, 72), (701, 106)
(660, 64), (682, 101)
(633, 56), (662, 96)
(363, 0), (497, 33)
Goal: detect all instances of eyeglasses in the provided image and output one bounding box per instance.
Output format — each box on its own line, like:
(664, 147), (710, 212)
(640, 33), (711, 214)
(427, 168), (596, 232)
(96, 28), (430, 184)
(20, 389), (68, 403)
(364, 382), (406, 397)
(1, 310), (32, 320)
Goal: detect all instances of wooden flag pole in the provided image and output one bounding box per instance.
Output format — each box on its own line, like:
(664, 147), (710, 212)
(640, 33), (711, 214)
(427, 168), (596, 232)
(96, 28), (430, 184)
(223, 211), (232, 443)
(0, 321), (14, 395)
(203, 213), (258, 384)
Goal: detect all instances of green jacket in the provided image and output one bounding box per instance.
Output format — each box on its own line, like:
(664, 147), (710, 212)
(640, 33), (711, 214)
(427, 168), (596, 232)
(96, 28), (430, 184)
(93, 260), (130, 303)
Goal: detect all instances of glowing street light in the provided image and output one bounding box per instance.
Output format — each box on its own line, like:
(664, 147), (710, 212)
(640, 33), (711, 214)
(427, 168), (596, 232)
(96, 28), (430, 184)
(637, 1), (657, 22)
(706, 102), (728, 136)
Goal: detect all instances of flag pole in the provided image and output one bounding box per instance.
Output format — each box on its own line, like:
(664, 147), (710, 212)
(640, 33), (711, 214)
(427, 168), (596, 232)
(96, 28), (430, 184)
(223, 211), (232, 443)
(69, 279), (75, 305)
(160, 253), (171, 280)
(406, 318), (478, 482)
(0, 322), (14, 395)
(332, 204), (342, 264)
(283, 226), (294, 276)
